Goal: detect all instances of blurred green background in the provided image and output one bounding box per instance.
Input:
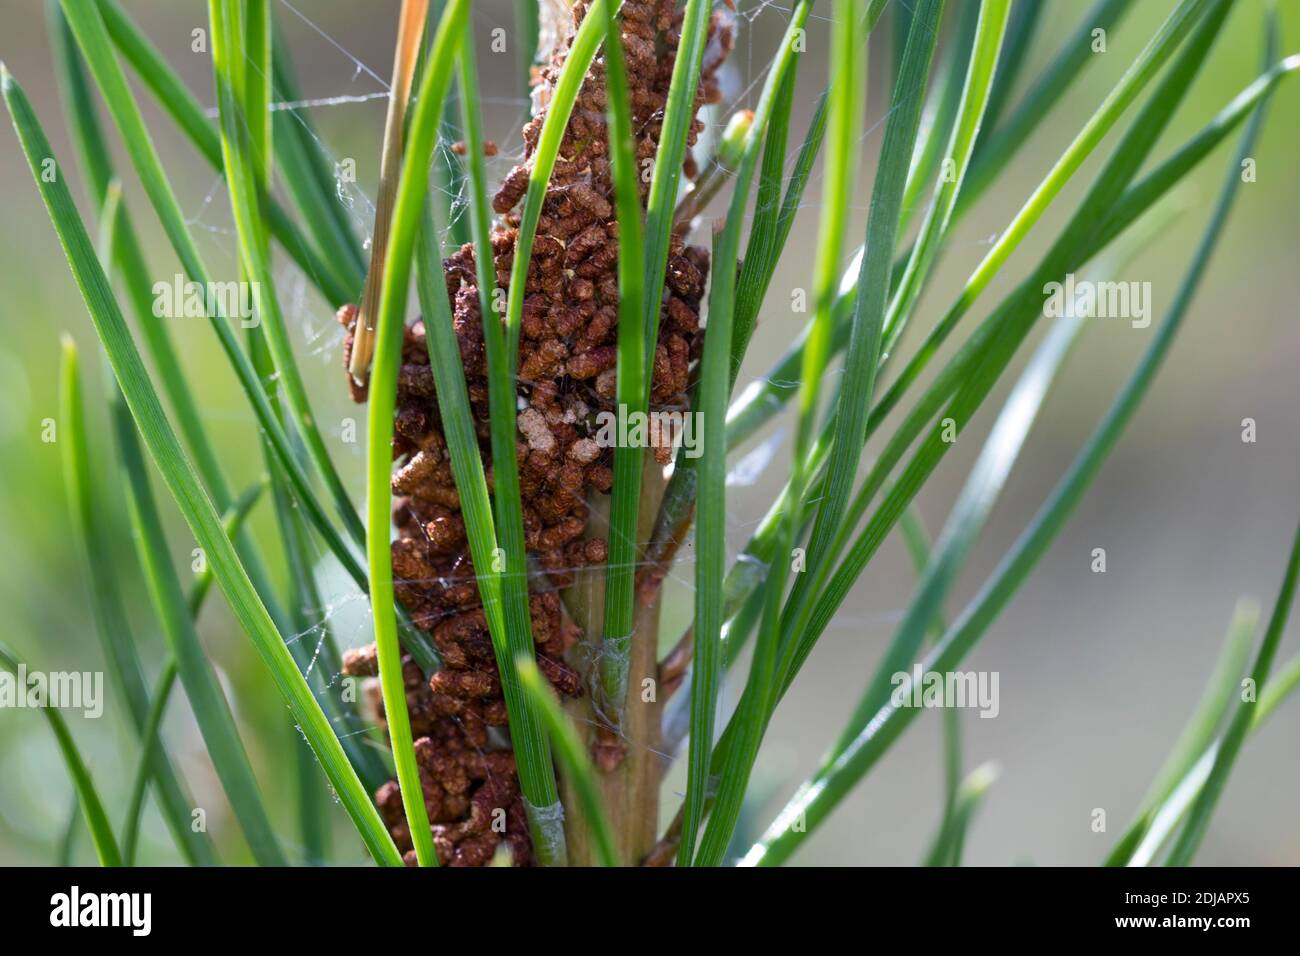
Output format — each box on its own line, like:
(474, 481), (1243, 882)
(0, 0), (1296, 865)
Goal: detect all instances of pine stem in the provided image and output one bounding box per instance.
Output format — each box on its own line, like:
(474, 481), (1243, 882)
(562, 452), (667, 865)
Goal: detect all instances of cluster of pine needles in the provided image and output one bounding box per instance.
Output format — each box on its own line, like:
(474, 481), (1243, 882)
(2, 0), (1298, 867)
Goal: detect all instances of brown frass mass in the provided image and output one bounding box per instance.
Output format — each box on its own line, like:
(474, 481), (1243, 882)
(341, 0), (732, 866)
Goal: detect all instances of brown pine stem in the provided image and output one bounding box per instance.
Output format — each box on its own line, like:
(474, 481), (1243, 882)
(560, 451), (667, 865)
